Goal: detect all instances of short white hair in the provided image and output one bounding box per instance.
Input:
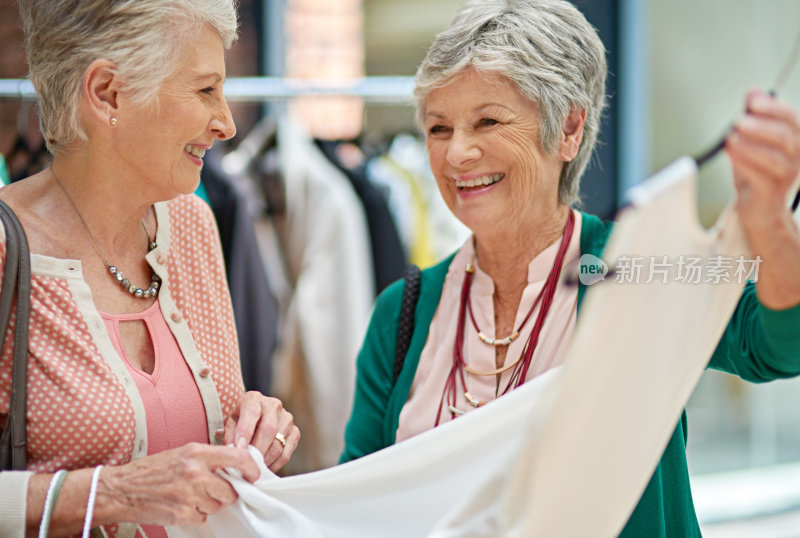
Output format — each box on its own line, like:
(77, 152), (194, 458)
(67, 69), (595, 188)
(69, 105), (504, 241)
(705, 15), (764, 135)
(17, 0), (239, 153)
(415, 0), (607, 205)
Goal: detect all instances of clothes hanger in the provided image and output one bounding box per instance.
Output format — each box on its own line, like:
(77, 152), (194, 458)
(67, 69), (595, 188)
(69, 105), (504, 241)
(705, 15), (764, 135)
(693, 28), (800, 212)
(219, 115), (284, 215)
(220, 115), (278, 174)
(563, 29), (800, 288)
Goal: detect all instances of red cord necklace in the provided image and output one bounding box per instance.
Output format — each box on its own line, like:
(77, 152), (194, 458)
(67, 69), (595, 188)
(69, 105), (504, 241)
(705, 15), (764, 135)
(435, 210), (575, 426)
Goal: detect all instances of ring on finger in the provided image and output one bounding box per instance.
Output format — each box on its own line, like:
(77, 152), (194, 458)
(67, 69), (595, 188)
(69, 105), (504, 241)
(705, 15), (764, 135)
(274, 432), (287, 448)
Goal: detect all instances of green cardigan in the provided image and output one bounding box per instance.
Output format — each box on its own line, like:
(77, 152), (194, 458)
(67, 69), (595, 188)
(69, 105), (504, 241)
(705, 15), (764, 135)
(341, 212), (800, 536)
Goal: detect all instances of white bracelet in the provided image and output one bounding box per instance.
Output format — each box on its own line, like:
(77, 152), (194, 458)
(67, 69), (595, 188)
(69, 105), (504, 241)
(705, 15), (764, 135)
(82, 465), (104, 538)
(39, 469), (68, 538)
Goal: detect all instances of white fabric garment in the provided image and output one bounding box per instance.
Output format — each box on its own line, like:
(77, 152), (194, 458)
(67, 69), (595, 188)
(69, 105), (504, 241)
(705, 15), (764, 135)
(170, 370), (562, 538)
(170, 157), (750, 537)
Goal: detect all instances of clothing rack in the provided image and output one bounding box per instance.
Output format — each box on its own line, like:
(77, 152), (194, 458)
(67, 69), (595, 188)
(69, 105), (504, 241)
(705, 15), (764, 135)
(0, 76), (415, 103)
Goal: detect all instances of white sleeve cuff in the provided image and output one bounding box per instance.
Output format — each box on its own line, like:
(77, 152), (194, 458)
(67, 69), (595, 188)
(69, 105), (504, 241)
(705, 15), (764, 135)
(0, 471), (32, 538)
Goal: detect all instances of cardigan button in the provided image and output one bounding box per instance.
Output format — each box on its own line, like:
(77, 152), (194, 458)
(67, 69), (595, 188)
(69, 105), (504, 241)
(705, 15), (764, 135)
(214, 428), (225, 440)
(158, 255), (167, 265)
(171, 311), (183, 322)
(199, 367), (210, 378)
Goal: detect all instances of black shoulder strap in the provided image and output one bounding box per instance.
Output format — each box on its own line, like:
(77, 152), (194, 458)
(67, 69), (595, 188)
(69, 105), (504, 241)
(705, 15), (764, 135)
(393, 264), (421, 385)
(0, 198), (30, 471)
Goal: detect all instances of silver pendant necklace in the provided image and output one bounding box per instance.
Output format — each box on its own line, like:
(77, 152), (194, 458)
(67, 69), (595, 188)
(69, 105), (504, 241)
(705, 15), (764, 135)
(51, 167), (161, 299)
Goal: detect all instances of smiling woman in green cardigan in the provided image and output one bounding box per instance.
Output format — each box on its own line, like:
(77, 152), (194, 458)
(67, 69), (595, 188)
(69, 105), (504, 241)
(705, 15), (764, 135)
(340, 1), (800, 536)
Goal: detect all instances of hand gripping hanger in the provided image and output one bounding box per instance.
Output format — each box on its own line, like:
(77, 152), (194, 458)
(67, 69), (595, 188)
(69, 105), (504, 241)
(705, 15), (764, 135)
(693, 29), (800, 212)
(565, 30), (800, 288)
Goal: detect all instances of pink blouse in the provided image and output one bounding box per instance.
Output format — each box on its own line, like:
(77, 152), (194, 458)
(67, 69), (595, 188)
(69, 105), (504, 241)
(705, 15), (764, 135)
(101, 301), (209, 452)
(102, 301), (209, 538)
(396, 210), (582, 442)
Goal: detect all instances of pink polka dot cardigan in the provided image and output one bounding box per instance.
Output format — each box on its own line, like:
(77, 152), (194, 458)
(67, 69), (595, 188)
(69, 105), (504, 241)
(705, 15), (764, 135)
(0, 194), (245, 537)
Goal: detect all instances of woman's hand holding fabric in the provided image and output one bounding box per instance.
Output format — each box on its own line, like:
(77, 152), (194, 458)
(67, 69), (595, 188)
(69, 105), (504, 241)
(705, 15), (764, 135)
(224, 391), (300, 472)
(104, 443), (259, 524)
(726, 89), (800, 310)
(30, 442), (262, 532)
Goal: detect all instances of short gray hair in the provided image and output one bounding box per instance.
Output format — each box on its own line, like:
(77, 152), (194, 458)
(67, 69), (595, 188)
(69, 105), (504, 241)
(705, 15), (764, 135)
(415, 0), (607, 205)
(17, 0), (239, 153)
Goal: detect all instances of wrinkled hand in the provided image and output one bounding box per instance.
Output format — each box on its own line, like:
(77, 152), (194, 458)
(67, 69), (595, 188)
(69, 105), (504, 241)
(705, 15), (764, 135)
(102, 442), (260, 526)
(726, 89), (800, 236)
(726, 89), (800, 309)
(224, 391), (300, 472)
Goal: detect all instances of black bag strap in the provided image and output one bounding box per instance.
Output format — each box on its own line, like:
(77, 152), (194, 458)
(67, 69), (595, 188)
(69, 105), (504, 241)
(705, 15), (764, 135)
(393, 264), (421, 385)
(0, 198), (31, 471)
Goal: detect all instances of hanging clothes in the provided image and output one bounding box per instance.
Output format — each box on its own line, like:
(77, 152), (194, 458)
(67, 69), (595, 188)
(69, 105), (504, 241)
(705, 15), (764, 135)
(201, 147), (279, 396)
(369, 155), (437, 268)
(264, 120), (374, 472)
(315, 139), (406, 294)
(366, 134), (469, 268)
(170, 157), (759, 538)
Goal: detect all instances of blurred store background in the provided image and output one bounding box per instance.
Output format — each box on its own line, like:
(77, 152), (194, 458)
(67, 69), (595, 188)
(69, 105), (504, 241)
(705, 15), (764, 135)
(2, 0), (800, 534)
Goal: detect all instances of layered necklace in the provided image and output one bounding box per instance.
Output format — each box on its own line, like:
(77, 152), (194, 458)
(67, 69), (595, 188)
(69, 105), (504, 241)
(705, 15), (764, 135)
(51, 167), (161, 299)
(435, 210), (575, 426)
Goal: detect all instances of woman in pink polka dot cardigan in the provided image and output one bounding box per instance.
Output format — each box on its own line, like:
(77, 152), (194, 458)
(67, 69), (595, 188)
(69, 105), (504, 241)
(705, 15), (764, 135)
(0, 1), (300, 536)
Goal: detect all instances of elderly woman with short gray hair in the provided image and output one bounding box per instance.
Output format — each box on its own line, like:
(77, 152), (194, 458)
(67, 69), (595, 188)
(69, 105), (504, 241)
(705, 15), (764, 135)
(341, 0), (800, 535)
(0, 1), (299, 536)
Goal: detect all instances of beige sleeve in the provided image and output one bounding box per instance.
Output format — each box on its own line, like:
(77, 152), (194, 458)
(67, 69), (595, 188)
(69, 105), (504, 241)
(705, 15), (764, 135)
(0, 470), (32, 537)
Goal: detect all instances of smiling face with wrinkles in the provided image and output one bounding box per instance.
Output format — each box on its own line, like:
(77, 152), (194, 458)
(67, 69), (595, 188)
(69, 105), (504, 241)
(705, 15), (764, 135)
(423, 67), (567, 240)
(112, 23), (236, 200)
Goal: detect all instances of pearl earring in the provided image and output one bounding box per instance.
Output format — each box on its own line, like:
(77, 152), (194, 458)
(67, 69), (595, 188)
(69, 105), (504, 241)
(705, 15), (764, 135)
(110, 117), (118, 126)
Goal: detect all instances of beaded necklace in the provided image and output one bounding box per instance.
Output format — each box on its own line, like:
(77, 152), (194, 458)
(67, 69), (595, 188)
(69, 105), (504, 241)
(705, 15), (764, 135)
(51, 167), (161, 299)
(436, 210), (575, 425)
